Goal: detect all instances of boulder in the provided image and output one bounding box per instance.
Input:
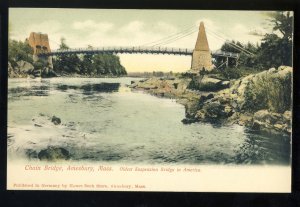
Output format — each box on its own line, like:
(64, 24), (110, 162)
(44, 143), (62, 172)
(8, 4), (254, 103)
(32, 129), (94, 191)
(190, 76), (225, 91)
(51, 116), (61, 125)
(38, 146), (70, 161)
(274, 123), (286, 131)
(8, 62), (18, 78)
(199, 93), (214, 103)
(278, 65), (293, 72)
(276, 66), (292, 78)
(195, 110), (206, 120)
(220, 81), (230, 88)
(238, 114), (253, 126)
(283, 111), (292, 123)
(253, 110), (282, 125)
(202, 101), (226, 120)
(267, 67), (277, 74)
(16, 60), (34, 73)
(201, 77), (222, 85)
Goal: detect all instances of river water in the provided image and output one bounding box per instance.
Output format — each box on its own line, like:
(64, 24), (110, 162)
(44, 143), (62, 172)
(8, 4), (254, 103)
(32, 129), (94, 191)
(7, 77), (291, 165)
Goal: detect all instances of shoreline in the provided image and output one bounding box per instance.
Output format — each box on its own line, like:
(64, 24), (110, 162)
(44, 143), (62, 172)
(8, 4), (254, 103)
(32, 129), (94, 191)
(129, 67), (292, 137)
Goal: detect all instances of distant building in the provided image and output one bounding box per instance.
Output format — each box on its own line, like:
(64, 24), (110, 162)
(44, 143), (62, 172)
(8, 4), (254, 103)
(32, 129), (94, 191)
(191, 22), (214, 72)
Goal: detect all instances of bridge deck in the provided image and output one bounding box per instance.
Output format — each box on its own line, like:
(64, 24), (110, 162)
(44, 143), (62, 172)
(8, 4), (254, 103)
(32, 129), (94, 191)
(38, 47), (239, 58)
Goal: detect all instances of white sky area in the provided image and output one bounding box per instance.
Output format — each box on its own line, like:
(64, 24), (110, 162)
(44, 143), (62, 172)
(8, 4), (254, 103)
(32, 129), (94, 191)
(9, 9), (279, 72)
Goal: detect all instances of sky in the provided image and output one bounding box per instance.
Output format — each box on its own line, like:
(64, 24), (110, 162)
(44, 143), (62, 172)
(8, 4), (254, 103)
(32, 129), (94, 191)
(9, 9), (283, 72)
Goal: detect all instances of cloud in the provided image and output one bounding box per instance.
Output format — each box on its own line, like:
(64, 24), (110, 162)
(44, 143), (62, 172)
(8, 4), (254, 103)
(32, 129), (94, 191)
(154, 21), (178, 34)
(27, 20), (62, 34)
(10, 20), (62, 42)
(228, 24), (264, 45)
(73, 21), (181, 48)
(119, 20), (144, 34)
(247, 27), (268, 37)
(72, 20), (114, 32)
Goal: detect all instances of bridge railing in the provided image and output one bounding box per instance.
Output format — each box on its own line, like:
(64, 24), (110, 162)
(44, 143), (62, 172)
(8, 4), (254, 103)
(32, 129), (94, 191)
(40, 46), (194, 55)
(39, 47), (238, 58)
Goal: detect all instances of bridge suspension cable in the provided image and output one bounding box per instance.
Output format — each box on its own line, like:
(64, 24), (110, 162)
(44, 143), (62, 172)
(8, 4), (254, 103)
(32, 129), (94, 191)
(150, 28), (198, 47)
(140, 24), (197, 47)
(205, 25), (255, 56)
(206, 30), (253, 56)
(206, 30), (254, 56)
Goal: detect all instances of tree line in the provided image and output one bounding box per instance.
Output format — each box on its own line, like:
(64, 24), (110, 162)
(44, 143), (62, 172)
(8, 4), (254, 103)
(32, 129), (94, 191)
(8, 37), (127, 77)
(52, 38), (127, 76)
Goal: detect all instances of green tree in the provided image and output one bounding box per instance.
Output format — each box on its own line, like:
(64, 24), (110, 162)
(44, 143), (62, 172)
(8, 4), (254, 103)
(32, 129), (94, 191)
(269, 11), (293, 41)
(8, 39), (34, 66)
(53, 38), (127, 76)
(215, 11), (293, 71)
(257, 12), (293, 68)
(58, 37), (69, 50)
(53, 38), (81, 73)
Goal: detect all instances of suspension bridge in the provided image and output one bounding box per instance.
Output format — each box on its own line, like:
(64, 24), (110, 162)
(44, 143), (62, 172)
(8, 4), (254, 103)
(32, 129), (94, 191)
(29, 21), (255, 71)
(39, 47), (239, 58)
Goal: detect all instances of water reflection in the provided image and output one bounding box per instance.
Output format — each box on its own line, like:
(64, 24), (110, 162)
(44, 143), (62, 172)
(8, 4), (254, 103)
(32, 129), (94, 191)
(234, 129), (290, 165)
(56, 83), (120, 94)
(9, 82), (120, 100)
(8, 85), (50, 97)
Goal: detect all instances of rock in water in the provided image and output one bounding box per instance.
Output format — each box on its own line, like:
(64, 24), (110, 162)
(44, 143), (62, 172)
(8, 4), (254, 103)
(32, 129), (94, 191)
(51, 116), (61, 125)
(38, 146), (70, 161)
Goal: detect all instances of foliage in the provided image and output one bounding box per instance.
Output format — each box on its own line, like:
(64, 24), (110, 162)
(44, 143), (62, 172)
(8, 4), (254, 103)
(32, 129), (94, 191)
(8, 39), (33, 66)
(214, 11), (292, 71)
(215, 66), (263, 80)
(257, 11), (293, 68)
(216, 67), (243, 79)
(58, 37), (69, 50)
(53, 39), (127, 76)
(214, 41), (259, 70)
(268, 11), (293, 40)
(257, 33), (292, 68)
(243, 71), (292, 113)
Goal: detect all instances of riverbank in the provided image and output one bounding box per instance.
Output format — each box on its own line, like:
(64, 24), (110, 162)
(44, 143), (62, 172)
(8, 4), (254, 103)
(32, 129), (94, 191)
(8, 60), (127, 79)
(129, 66), (292, 136)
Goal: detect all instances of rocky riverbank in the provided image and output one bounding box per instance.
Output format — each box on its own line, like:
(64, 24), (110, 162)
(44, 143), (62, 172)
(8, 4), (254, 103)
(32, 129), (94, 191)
(8, 60), (126, 79)
(8, 61), (56, 78)
(130, 66), (292, 135)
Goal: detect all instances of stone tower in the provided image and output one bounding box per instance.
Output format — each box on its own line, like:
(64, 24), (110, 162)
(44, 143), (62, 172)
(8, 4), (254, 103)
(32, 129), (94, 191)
(191, 22), (213, 72)
(26, 32), (53, 69)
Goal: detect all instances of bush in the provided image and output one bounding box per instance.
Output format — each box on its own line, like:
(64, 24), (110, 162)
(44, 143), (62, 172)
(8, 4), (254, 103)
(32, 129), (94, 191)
(216, 67), (243, 79)
(244, 71), (292, 113)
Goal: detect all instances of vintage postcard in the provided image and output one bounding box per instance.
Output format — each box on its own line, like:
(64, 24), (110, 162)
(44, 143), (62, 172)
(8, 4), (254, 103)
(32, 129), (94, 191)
(7, 8), (292, 192)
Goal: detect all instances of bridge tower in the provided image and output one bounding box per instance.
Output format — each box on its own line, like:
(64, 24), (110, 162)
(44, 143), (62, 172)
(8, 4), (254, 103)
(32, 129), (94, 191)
(26, 32), (53, 69)
(191, 22), (213, 72)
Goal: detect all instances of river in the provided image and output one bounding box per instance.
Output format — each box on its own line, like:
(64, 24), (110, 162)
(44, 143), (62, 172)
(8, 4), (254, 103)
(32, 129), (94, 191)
(7, 77), (291, 165)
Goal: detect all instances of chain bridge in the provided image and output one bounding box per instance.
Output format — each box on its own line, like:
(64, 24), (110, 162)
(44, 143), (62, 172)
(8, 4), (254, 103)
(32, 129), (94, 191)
(29, 21), (255, 71)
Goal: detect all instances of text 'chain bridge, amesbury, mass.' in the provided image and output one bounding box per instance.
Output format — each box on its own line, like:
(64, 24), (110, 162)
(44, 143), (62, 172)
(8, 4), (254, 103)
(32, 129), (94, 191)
(26, 22), (255, 73)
